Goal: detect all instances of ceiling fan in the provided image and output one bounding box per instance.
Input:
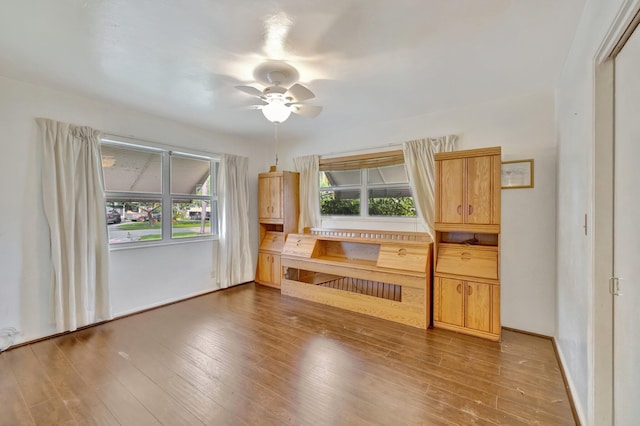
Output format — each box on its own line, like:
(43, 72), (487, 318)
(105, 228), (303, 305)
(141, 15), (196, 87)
(235, 64), (322, 124)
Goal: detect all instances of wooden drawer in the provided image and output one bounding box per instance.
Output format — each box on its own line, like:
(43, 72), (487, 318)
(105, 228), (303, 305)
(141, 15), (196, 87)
(260, 231), (284, 252)
(376, 244), (430, 273)
(436, 244), (498, 280)
(282, 234), (318, 258)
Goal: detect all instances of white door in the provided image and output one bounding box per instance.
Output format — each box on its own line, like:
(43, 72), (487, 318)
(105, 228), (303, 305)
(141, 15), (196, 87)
(613, 20), (640, 426)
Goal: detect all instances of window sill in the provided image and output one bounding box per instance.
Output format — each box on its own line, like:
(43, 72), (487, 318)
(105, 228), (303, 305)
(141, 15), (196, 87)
(109, 236), (218, 251)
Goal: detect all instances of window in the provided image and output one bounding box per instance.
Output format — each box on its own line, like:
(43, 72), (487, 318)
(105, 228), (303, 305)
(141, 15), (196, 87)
(102, 139), (218, 245)
(319, 151), (416, 217)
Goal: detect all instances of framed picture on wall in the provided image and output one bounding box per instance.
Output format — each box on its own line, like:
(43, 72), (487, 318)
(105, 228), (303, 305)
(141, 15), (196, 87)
(501, 159), (534, 189)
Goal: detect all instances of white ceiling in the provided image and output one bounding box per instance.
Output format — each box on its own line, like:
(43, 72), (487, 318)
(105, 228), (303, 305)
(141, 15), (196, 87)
(0, 0), (585, 141)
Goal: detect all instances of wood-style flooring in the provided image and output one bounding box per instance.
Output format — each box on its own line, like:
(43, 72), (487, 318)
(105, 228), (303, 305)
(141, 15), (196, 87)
(0, 283), (576, 425)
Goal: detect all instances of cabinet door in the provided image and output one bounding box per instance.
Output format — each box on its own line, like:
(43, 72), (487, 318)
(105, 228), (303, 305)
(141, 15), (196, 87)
(268, 175), (283, 219)
(466, 156), (493, 224)
(258, 177), (272, 219)
(271, 254), (281, 286)
(257, 252), (272, 283)
(465, 281), (492, 332)
(438, 159), (465, 224)
(258, 175), (283, 220)
(434, 277), (464, 326)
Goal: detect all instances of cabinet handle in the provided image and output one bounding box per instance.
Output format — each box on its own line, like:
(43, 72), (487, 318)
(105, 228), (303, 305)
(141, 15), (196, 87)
(296, 239), (302, 246)
(397, 248), (407, 257)
(456, 284), (462, 294)
(457, 205), (462, 215)
(469, 205), (474, 215)
(460, 252), (472, 261)
(467, 286), (473, 296)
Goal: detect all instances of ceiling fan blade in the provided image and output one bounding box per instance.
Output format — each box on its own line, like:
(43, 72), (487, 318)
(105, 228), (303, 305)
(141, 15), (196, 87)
(285, 83), (315, 102)
(247, 104), (265, 110)
(291, 104), (323, 118)
(235, 85), (264, 98)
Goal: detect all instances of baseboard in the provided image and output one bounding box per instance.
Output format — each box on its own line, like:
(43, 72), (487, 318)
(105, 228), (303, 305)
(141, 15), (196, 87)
(503, 327), (583, 425)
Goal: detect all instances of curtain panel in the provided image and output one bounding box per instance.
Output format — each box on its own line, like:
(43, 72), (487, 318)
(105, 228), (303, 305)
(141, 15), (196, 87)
(38, 118), (111, 332)
(402, 135), (457, 238)
(294, 154), (321, 232)
(217, 154), (253, 288)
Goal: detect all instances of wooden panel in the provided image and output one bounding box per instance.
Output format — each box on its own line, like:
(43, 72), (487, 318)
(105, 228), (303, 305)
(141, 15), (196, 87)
(435, 244), (498, 280)
(271, 254), (281, 287)
(269, 175), (283, 219)
(323, 241), (380, 261)
(465, 281), (493, 333)
(257, 175), (271, 220)
(281, 234), (318, 258)
(434, 277), (464, 326)
(434, 222), (500, 234)
(282, 171), (300, 236)
(438, 158), (465, 224)
(376, 244), (430, 272)
(492, 283), (501, 335)
(259, 231), (284, 252)
(256, 252), (272, 284)
(466, 155), (493, 225)
(492, 155), (501, 225)
(281, 279), (427, 329)
(402, 287), (426, 307)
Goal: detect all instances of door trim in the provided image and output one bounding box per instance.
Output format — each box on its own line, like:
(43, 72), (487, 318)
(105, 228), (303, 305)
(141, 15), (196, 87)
(593, 1), (640, 425)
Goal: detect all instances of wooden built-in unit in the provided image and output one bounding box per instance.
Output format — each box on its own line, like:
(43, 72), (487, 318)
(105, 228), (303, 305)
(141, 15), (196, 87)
(256, 171), (299, 289)
(434, 147), (502, 341)
(280, 228), (432, 329)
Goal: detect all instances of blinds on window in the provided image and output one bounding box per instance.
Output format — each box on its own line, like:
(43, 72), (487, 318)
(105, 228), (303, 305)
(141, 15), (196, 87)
(319, 149), (404, 171)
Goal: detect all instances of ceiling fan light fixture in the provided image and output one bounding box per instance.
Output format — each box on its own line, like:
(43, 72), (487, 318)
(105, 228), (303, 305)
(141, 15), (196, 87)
(261, 100), (291, 123)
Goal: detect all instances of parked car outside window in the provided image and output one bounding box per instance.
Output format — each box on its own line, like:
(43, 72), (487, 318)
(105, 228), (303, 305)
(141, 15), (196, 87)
(106, 208), (121, 224)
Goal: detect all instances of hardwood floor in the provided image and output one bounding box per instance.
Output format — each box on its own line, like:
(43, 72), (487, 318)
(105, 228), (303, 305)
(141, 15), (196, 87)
(0, 283), (576, 425)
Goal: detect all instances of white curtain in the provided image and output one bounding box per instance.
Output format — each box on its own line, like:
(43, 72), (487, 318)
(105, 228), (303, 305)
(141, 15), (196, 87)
(403, 135), (457, 238)
(217, 154), (253, 288)
(38, 118), (111, 333)
(294, 154), (321, 233)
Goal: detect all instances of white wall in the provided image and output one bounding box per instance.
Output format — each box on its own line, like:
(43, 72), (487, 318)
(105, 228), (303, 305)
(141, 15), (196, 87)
(555, 0), (630, 424)
(0, 75), (269, 345)
(280, 90), (558, 336)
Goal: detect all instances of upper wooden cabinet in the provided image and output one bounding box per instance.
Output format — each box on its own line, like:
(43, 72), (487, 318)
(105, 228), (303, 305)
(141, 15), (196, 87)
(258, 173), (283, 221)
(435, 147), (501, 232)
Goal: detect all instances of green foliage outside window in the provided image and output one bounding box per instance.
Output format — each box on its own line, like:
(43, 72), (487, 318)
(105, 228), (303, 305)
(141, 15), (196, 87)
(368, 196), (416, 217)
(320, 192), (360, 215)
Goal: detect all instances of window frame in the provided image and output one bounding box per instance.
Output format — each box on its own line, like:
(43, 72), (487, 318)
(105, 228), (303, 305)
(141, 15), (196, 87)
(319, 150), (416, 218)
(101, 137), (219, 248)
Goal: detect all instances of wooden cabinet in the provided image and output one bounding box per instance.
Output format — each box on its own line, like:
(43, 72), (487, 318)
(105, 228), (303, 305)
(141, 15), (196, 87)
(258, 174), (283, 221)
(256, 171), (299, 289)
(435, 148), (501, 232)
(257, 252), (281, 287)
(434, 277), (500, 335)
(434, 147), (501, 341)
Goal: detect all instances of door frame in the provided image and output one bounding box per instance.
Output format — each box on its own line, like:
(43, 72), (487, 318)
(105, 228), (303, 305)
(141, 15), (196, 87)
(593, 1), (640, 424)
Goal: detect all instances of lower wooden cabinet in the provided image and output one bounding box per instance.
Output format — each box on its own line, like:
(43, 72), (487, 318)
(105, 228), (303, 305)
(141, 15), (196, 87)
(256, 252), (281, 288)
(433, 276), (500, 340)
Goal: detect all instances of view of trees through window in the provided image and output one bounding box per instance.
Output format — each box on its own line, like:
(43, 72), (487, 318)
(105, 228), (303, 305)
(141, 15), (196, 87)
(319, 164), (416, 217)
